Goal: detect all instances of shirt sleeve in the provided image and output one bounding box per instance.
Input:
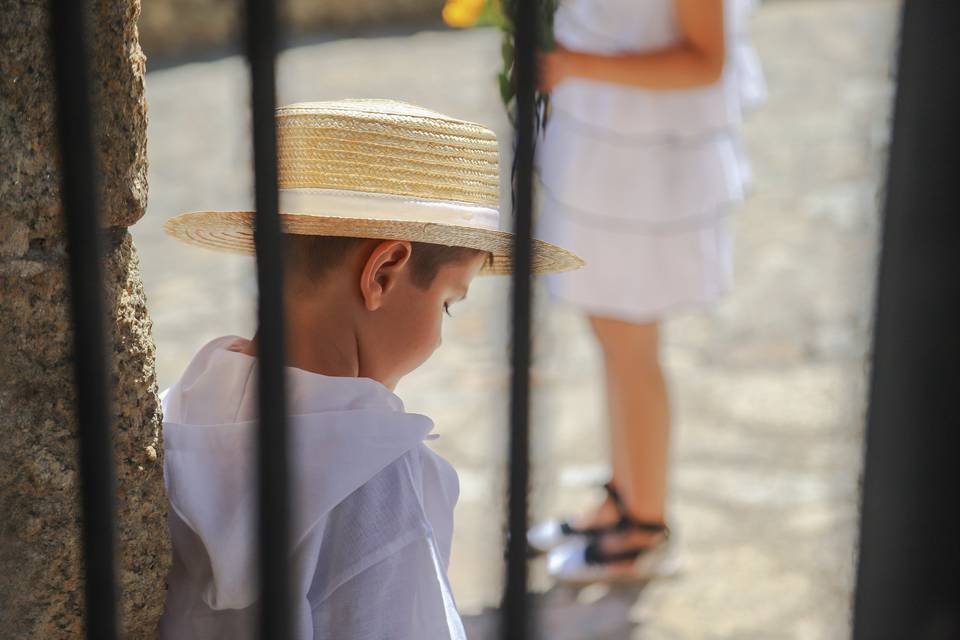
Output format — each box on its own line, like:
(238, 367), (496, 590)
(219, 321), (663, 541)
(306, 453), (466, 640)
(311, 534), (465, 640)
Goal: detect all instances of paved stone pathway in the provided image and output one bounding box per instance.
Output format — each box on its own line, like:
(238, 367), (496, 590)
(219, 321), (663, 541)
(133, 1), (899, 636)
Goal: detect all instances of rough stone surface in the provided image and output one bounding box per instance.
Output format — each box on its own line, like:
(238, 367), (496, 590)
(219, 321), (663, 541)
(138, 0), (444, 59)
(0, 1), (168, 638)
(1, 0), (149, 234)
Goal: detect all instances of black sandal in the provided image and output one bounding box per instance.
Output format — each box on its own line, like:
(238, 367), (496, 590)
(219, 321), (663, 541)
(582, 518), (670, 566)
(528, 482), (668, 554)
(548, 510), (673, 584)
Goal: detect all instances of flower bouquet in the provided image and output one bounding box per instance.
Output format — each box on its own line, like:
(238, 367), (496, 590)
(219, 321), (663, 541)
(442, 0), (559, 118)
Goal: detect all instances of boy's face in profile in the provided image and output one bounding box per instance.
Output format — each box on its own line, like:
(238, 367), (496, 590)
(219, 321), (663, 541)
(280, 237), (489, 389)
(362, 249), (487, 389)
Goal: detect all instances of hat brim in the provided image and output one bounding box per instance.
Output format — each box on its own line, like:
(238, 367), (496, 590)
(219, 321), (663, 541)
(164, 211), (584, 276)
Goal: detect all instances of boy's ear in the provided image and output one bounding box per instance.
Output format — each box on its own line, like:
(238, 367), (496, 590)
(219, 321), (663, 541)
(359, 240), (413, 311)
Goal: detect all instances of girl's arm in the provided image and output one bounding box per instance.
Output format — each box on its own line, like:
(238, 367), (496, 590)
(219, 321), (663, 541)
(540, 0), (726, 92)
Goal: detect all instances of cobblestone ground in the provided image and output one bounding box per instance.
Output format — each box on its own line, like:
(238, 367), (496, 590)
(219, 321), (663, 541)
(134, 1), (898, 637)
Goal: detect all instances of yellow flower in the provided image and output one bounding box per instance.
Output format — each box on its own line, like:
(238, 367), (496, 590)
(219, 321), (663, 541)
(442, 0), (487, 28)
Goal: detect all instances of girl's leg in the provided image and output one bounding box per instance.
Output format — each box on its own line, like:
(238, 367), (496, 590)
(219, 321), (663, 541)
(579, 316), (671, 536)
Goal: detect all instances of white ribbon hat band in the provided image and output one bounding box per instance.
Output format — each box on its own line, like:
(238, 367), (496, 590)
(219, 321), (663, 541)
(279, 188), (501, 232)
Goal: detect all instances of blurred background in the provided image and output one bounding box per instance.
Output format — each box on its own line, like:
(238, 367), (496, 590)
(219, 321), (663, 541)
(132, 0), (898, 637)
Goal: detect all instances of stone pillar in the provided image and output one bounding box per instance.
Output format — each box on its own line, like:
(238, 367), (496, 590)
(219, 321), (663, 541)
(0, 1), (169, 637)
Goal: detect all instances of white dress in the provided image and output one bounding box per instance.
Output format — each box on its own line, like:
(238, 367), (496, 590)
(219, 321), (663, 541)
(159, 336), (466, 640)
(536, 0), (765, 322)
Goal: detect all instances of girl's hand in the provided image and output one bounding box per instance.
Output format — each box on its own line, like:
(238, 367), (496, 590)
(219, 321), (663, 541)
(538, 47), (573, 93)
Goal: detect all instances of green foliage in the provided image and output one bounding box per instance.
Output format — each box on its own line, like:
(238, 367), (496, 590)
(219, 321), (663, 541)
(494, 0), (558, 109)
(475, 0), (511, 28)
(498, 70), (515, 106)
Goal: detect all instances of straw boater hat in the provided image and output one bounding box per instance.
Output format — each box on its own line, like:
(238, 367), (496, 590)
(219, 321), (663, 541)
(164, 99), (583, 275)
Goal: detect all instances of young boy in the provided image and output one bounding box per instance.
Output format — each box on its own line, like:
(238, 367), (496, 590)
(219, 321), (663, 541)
(158, 100), (581, 639)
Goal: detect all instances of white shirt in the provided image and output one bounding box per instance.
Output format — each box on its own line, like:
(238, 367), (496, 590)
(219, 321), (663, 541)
(159, 336), (466, 639)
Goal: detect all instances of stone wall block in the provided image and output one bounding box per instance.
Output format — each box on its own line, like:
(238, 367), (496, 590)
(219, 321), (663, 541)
(0, 0), (169, 636)
(89, 0), (150, 229)
(0, 233), (168, 639)
(0, 0), (149, 239)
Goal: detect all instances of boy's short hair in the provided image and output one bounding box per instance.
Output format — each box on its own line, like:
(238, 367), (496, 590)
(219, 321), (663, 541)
(283, 234), (487, 289)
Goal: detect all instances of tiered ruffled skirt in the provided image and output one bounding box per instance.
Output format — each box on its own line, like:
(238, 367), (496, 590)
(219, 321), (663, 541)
(536, 1), (765, 322)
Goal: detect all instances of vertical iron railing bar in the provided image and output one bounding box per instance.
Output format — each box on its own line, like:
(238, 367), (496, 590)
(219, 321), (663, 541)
(503, 0), (538, 637)
(49, 1), (119, 638)
(243, 0), (293, 638)
(853, 2), (960, 637)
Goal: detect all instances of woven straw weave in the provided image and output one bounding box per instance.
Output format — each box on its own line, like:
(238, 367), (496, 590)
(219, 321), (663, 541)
(164, 99), (584, 275)
(277, 102), (500, 206)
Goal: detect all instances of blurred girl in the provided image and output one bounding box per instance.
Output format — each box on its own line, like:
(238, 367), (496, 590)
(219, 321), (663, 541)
(529, 0), (764, 582)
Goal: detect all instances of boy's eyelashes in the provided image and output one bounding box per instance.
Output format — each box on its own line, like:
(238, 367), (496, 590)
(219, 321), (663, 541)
(443, 292), (467, 318)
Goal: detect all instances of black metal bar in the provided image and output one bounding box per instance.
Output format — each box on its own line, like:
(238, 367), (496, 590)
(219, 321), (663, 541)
(853, 2), (960, 638)
(49, 2), (119, 638)
(243, 0), (292, 638)
(503, 0), (538, 637)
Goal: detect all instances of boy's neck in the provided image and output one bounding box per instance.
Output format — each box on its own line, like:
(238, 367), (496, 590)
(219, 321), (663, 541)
(241, 309), (362, 380)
